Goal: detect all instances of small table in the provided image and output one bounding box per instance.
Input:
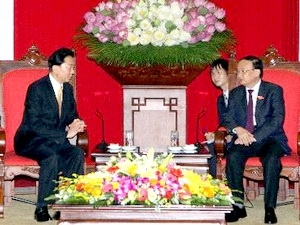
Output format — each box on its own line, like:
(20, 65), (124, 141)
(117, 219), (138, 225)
(91, 152), (211, 174)
(52, 204), (232, 225)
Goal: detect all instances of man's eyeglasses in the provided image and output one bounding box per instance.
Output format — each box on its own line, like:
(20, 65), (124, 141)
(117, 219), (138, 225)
(236, 68), (255, 75)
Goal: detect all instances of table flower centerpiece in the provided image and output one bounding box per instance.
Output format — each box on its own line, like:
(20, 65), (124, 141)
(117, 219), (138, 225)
(47, 149), (234, 208)
(77, 0), (235, 85)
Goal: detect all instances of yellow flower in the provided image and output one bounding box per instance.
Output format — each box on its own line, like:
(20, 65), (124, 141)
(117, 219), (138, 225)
(111, 181), (120, 190)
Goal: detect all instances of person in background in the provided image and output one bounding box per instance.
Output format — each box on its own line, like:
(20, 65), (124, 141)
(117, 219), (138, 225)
(14, 48), (86, 222)
(204, 58), (232, 178)
(223, 56), (290, 224)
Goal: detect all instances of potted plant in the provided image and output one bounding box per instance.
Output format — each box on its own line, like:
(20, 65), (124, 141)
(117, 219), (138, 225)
(76, 0), (235, 85)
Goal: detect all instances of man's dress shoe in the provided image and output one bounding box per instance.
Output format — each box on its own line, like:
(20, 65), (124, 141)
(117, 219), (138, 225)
(225, 205), (247, 222)
(265, 207), (277, 224)
(34, 207), (52, 222)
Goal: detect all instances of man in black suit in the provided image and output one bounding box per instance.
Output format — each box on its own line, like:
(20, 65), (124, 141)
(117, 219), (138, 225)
(204, 58), (231, 178)
(14, 48), (86, 222)
(223, 56), (290, 224)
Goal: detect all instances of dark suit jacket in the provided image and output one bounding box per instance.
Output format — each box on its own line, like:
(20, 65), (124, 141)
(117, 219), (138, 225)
(14, 75), (78, 155)
(223, 80), (291, 155)
(216, 94), (227, 126)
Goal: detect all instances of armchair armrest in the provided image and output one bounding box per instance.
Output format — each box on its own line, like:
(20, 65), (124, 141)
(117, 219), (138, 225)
(0, 127), (88, 157)
(0, 127), (5, 156)
(214, 130), (227, 180)
(297, 131), (300, 156)
(77, 131), (89, 156)
(214, 130), (227, 156)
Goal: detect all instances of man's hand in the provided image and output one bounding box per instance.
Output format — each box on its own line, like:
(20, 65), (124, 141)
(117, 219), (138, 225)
(204, 132), (215, 143)
(233, 126), (256, 146)
(67, 118), (87, 139)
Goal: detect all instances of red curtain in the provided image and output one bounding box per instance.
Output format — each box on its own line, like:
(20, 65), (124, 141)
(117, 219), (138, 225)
(14, 0), (299, 159)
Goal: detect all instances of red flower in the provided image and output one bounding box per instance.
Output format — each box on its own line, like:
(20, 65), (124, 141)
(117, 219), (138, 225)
(75, 183), (85, 192)
(107, 165), (119, 173)
(164, 190), (173, 199)
(170, 168), (183, 177)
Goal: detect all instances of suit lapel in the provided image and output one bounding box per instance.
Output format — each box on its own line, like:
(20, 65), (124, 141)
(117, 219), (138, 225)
(255, 82), (266, 118)
(240, 87), (247, 121)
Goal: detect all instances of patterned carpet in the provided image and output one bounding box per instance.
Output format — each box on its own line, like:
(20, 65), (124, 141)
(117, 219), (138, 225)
(2, 194), (299, 225)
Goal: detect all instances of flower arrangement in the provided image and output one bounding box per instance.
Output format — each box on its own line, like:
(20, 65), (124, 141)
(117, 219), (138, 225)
(47, 149), (234, 208)
(77, 0), (235, 67)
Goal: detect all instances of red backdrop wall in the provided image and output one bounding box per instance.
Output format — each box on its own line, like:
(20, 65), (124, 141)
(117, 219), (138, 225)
(14, 0), (299, 164)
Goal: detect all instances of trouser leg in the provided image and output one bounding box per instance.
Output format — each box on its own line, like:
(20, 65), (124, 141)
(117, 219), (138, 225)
(59, 145), (84, 177)
(207, 143), (217, 178)
(260, 141), (283, 208)
(37, 153), (59, 207)
(225, 145), (247, 203)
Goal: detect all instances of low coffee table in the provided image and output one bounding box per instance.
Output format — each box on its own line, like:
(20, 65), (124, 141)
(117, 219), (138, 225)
(52, 204), (232, 225)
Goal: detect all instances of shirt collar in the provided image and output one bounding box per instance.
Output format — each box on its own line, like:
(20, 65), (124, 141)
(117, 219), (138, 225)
(246, 79), (261, 94)
(49, 73), (63, 91)
(223, 89), (229, 99)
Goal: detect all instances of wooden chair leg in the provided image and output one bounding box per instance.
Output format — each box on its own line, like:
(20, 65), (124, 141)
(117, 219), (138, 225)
(277, 178), (287, 201)
(294, 181), (299, 209)
(246, 180), (258, 200)
(243, 178), (247, 200)
(4, 180), (14, 206)
(35, 181), (39, 195)
(0, 161), (4, 218)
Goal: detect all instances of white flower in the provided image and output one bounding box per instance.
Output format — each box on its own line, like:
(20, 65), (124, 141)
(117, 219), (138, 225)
(152, 30), (166, 45)
(140, 19), (152, 30)
(148, 188), (159, 203)
(164, 38), (178, 46)
(133, 27), (142, 36)
(140, 34), (152, 45)
(127, 32), (140, 45)
(125, 19), (136, 29)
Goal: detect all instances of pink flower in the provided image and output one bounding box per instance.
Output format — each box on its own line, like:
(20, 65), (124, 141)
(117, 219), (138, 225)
(206, 25), (216, 34)
(205, 14), (217, 25)
(205, 2), (217, 12)
(214, 8), (226, 19)
(138, 188), (148, 201)
(82, 24), (94, 33)
(84, 12), (96, 24)
(215, 21), (226, 32)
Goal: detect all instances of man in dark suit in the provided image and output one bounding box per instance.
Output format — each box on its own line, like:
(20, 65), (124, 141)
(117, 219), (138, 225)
(223, 56), (290, 224)
(204, 58), (231, 178)
(14, 48), (86, 222)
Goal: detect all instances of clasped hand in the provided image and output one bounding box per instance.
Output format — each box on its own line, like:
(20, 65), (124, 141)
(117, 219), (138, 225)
(234, 126), (256, 146)
(67, 118), (86, 139)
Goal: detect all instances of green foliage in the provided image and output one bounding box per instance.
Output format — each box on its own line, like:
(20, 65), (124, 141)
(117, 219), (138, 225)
(75, 30), (235, 67)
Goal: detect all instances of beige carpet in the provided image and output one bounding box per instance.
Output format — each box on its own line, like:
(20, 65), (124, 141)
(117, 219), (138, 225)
(2, 194), (299, 224)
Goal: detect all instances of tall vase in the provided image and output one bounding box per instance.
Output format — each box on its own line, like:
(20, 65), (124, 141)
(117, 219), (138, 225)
(99, 63), (208, 86)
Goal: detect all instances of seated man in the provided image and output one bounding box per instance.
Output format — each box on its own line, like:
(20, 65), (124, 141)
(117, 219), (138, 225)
(223, 56), (290, 224)
(204, 58), (232, 178)
(14, 48), (87, 222)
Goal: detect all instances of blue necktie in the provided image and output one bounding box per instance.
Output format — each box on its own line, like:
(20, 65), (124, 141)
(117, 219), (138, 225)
(246, 90), (254, 133)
